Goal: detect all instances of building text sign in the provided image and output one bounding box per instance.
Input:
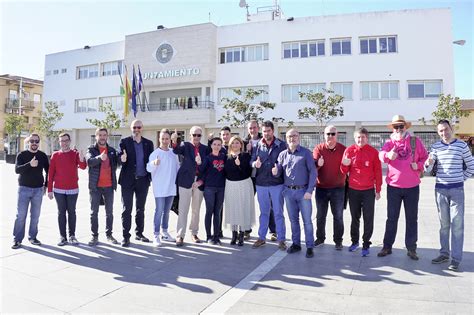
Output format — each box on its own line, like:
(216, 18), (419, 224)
(143, 68), (200, 80)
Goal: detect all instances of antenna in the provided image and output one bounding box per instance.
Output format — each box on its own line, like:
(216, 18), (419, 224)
(238, 0), (250, 21)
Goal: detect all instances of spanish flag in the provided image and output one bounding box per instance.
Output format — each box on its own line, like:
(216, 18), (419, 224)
(123, 67), (131, 117)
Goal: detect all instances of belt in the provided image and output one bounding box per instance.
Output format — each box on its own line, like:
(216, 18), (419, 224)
(286, 185), (307, 190)
(135, 175), (147, 180)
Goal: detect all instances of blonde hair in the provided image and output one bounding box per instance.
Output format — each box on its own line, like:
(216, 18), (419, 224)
(227, 136), (244, 158)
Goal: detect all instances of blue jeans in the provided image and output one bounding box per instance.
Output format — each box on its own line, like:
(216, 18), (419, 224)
(435, 186), (465, 262)
(315, 187), (345, 243)
(154, 196), (174, 235)
(13, 186), (43, 242)
(283, 188), (314, 248)
(256, 185), (285, 241)
(204, 186), (225, 238)
(383, 185), (419, 251)
(90, 187), (114, 237)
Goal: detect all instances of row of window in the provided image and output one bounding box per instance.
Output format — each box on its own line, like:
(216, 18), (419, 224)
(74, 96), (123, 113)
(77, 61), (123, 80)
(45, 68), (67, 76)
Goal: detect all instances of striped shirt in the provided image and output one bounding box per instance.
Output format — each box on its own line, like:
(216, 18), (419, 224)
(430, 139), (474, 188)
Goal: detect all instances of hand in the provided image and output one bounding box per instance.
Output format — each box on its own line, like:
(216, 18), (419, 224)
(387, 148), (398, 161)
(271, 163), (278, 176)
(192, 181), (202, 189)
(121, 149), (127, 163)
(317, 156), (324, 167)
(246, 142), (252, 152)
(99, 151), (107, 161)
(235, 155), (240, 166)
(411, 162), (418, 170)
(43, 186), (47, 196)
(153, 156), (161, 166)
(255, 156), (262, 169)
(79, 150), (85, 162)
(195, 153), (202, 165)
(30, 156), (38, 167)
(48, 192), (54, 200)
(303, 192), (312, 200)
(171, 129), (178, 143)
(342, 157), (351, 166)
(375, 192), (381, 201)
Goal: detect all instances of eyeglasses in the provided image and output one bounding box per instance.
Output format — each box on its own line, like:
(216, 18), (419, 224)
(29, 140), (40, 144)
(393, 124), (405, 130)
(326, 133), (336, 136)
(287, 135), (299, 138)
(192, 134), (202, 137)
(132, 126), (142, 130)
(59, 139), (70, 143)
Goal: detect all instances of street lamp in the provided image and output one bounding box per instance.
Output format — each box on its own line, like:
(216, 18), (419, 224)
(453, 40), (466, 46)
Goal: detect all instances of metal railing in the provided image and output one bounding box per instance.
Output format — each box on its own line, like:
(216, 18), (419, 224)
(144, 100), (215, 112)
(5, 98), (37, 112)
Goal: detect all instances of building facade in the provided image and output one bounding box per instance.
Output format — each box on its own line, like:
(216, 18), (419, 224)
(43, 8), (454, 151)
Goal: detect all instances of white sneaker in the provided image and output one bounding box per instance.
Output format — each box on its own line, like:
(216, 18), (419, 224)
(154, 236), (162, 247)
(69, 236), (79, 245)
(161, 231), (175, 242)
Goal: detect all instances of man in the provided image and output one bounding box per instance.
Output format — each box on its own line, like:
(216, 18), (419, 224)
(427, 120), (474, 271)
(251, 120), (287, 250)
(220, 126), (231, 152)
(171, 126), (209, 246)
(313, 125), (346, 250)
(341, 128), (382, 257)
(378, 115), (428, 260)
(48, 133), (87, 246)
(243, 120), (277, 241)
(86, 128), (121, 246)
(12, 133), (49, 249)
(119, 120), (154, 247)
(275, 129), (317, 258)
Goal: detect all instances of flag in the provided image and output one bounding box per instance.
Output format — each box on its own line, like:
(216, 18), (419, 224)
(131, 65), (137, 117)
(123, 66), (130, 117)
(138, 65), (143, 94)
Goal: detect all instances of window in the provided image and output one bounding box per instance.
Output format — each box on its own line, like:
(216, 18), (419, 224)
(360, 36), (397, 54)
(408, 80), (442, 98)
(45, 70), (51, 76)
(99, 96), (124, 111)
(361, 81), (399, 100)
(90, 134), (122, 150)
(74, 98), (98, 113)
(282, 83), (325, 102)
(77, 64), (99, 79)
(218, 86), (269, 104)
(61, 68), (67, 73)
(331, 38), (351, 55)
(219, 44), (268, 64)
(33, 93), (41, 103)
(283, 40), (325, 59)
(101, 61), (123, 76)
(331, 82), (352, 100)
(53, 69), (59, 75)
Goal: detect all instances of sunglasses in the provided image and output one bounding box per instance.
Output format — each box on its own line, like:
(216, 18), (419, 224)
(192, 134), (202, 137)
(29, 140), (40, 144)
(132, 126), (142, 130)
(326, 133), (336, 136)
(393, 124), (405, 130)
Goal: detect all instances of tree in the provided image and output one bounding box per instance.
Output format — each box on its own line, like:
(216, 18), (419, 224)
(419, 94), (470, 128)
(85, 102), (127, 133)
(297, 89), (345, 141)
(4, 114), (27, 155)
(36, 101), (64, 154)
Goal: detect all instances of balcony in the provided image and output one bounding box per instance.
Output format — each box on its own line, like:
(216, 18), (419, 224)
(5, 98), (37, 114)
(137, 101), (216, 126)
(142, 100), (215, 112)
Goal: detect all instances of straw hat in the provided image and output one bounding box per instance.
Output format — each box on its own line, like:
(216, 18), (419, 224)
(387, 114), (412, 129)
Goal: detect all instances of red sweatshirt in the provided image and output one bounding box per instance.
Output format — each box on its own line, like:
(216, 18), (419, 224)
(313, 142), (346, 188)
(48, 150), (87, 192)
(340, 144), (382, 193)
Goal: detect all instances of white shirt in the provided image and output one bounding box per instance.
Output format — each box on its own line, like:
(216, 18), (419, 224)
(146, 147), (179, 197)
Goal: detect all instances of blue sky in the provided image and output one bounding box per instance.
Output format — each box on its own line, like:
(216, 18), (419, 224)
(1, 0), (472, 98)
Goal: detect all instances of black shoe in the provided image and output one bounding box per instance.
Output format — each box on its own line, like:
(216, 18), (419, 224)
(29, 238), (42, 246)
(306, 248), (314, 258)
(212, 237), (221, 245)
(314, 239), (324, 247)
(230, 231), (238, 245)
(135, 234), (150, 242)
(407, 250), (419, 261)
(121, 238), (130, 247)
(335, 242), (343, 251)
(243, 231), (251, 241)
(287, 244), (302, 254)
(218, 231), (224, 238)
(107, 235), (119, 244)
(11, 241), (21, 249)
(238, 232), (244, 246)
(88, 236), (99, 246)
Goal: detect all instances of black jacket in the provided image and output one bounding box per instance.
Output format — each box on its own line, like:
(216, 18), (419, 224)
(118, 136), (154, 188)
(173, 141), (209, 189)
(86, 144), (119, 191)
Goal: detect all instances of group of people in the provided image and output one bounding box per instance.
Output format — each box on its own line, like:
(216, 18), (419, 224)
(11, 115), (474, 272)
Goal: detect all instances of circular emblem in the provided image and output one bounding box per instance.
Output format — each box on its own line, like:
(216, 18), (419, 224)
(155, 43), (173, 64)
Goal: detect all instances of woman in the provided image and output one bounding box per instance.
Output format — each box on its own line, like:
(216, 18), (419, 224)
(197, 137), (226, 245)
(224, 136), (255, 246)
(146, 129), (179, 247)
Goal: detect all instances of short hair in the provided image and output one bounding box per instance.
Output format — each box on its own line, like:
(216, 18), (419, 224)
(324, 125), (337, 133)
(437, 119), (452, 128)
(220, 126), (231, 132)
(247, 120), (258, 127)
(95, 128), (108, 136)
(354, 128), (369, 137)
(286, 129), (299, 137)
(261, 120), (274, 130)
(210, 137), (223, 145)
(159, 128), (171, 137)
(130, 119), (143, 127)
(227, 136), (244, 157)
(190, 126), (202, 135)
(29, 133), (40, 139)
(59, 133), (70, 140)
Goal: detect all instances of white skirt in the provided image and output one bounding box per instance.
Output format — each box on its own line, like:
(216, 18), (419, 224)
(224, 177), (256, 230)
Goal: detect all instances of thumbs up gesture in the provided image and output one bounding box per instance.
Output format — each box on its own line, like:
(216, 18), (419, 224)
(30, 155), (38, 167)
(171, 129), (178, 143)
(99, 150), (107, 161)
(272, 163), (278, 176)
(246, 142), (252, 152)
(317, 156), (324, 167)
(79, 150), (85, 162)
(342, 156), (351, 166)
(235, 154), (240, 166)
(121, 149), (127, 163)
(153, 156), (161, 166)
(387, 147), (398, 161)
(195, 152), (202, 165)
(255, 156), (262, 169)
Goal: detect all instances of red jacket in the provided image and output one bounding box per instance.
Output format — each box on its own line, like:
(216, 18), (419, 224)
(341, 144), (382, 193)
(48, 150), (87, 192)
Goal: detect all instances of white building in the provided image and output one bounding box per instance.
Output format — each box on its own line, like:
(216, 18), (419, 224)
(43, 7), (454, 151)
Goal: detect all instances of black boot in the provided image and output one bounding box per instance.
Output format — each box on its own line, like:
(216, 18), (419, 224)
(230, 231), (238, 245)
(238, 232), (244, 246)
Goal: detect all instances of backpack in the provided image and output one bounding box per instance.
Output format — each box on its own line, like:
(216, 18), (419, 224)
(410, 136), (424, 178)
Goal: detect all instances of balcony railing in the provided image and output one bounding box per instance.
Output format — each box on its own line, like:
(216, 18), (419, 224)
(5, 98), (37, 113)
(143, 100), (215, 112)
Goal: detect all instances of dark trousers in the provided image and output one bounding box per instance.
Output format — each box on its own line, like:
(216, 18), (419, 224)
(315, 187), (345, 243)
(121, 177), (150, 239)
(90, 186), (114, 237)
(204, 186), (225, 239)
(348, 188), (375, 248)
(246, 177), (276, 234)
(54, 193), (78, 238)
(383, 185), (419, 251)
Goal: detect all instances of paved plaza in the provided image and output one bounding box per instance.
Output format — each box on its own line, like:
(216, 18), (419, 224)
(0, 161), (473, 314)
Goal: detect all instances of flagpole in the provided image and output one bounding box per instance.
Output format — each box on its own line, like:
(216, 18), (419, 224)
(137, 65), (149, 111)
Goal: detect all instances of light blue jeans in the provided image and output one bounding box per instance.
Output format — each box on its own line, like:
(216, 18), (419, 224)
(13, 186), (43, 242)
(283, 188), (314, 248)
(154, 196), (174, 235)
(256, 185), (285, 241)
(435, 186), (464, 262)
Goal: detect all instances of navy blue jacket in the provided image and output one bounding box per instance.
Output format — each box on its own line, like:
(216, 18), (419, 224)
(173, 142), (209, 189)
(118, 136), (154, 188)
(250, 137), (286, 186)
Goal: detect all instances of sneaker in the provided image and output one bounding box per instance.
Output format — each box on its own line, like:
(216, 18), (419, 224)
(58, 237), (68, 246)
(278, 240), (287, 251)
(314, 239), (325, 247)
(431, 255), (450, 264)
(407, 250), (419, 261)
(106, 235), (119, 244)
(29, 238), (42, 246)
(161, 231), (175, 242)
(377, 248), (392, 257)
(287, 244), (302, 254)
(270, 233), (277, 242)
(306, 248), (314, 258)
(335, 242), (343, 251)
(135, 234), (150, 242)
(349, 243), (359, 252)
(11, 241), (21, 249)
(154, 236), (162, 247)
(448, 260), (460, 272)
(88, 236), (99, 246)
(69, 236), (79, 245)
(244, 231), (251, 241)
(361, 248), (370, 257)
(252, 239), (266, 248)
